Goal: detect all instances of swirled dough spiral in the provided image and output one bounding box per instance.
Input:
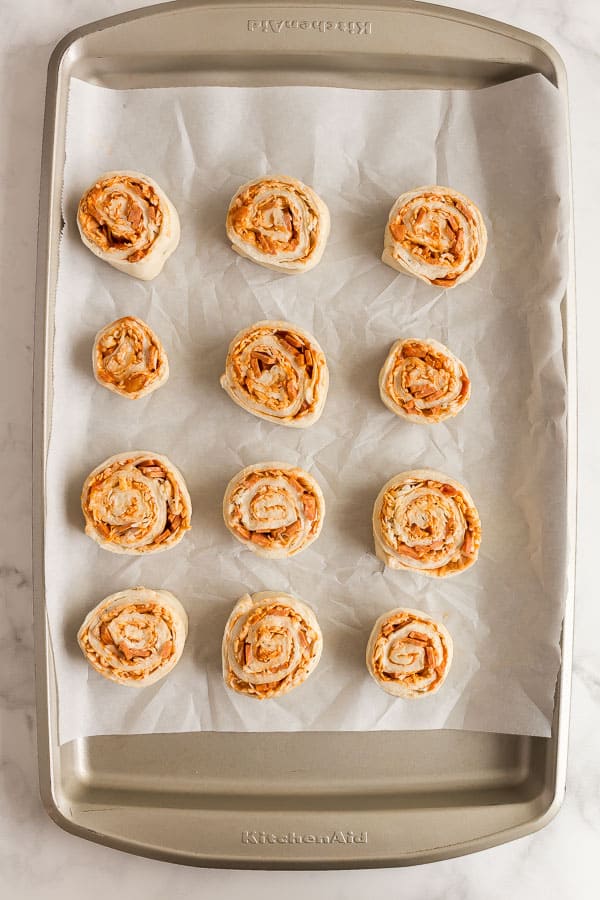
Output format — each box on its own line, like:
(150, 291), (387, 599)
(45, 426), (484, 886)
(77, 170), (180, 280)
(366, 607), (453, 698)
(226, 175), (330, 273)
(78, 587), (187, 687)
(223, 462), (325, 558)
(379, 338), (470, 422)
(373, 469), (481, 577)
(382, 185), (487, 288)
(81, 451), (192, 554)
(220, 320), (329, 427)
(93, 316), (169, 399)
(222, 591), (323, 699)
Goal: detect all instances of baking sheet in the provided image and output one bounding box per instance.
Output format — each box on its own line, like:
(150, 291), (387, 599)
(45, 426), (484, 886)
(46, 73), (569, 744)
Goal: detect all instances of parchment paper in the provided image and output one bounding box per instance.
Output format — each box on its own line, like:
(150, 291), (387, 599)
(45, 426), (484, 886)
(47, 74), (569, 744)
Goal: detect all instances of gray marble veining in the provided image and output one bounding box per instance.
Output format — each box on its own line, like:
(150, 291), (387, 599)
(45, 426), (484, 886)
(0, 0), (597, 896)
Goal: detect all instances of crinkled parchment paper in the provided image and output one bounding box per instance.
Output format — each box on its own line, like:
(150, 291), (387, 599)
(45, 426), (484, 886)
(46, 74), (569, 743)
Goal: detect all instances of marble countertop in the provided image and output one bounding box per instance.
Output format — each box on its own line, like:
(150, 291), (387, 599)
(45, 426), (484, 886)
(1, 0), (597, 896)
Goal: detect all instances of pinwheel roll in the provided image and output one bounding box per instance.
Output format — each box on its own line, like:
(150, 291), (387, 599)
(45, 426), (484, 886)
(222, 591), (323, 699)
(366, 607), (453, 698)
(373, 469), (481, 577)
(379, 338), (470, 422)
(223, 462), (325, 558)
(81, 451), (192, 554)
(78, 587), (187, 687)
(77, 171), (180, 280)
(220, 320), (328, 427)
(382, 185), (487, 288)
(226, 175), (330, 273)
(93, 316), (169, 399)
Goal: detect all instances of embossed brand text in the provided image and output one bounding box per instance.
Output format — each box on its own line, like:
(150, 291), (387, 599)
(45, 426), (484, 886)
(248, 19), (372, 36)
(242, 830), (368, 845)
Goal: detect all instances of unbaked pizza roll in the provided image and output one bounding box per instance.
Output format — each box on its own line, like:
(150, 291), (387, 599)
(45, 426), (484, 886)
(77, 587), (187, 687)
(379, 338), (470, 422)
(373, 469), (481, 577)
(222, 591), (323, 699)
(81, 451), (192, 554)
(382, 185), (487, 288)
(93, 316), (169, 399)
(226, 175), (330, 273)
(220, 320), (328, 427)
(77, 170), (180, 280)
(223, 462), (324, 558)
(366, 607), (453, 698)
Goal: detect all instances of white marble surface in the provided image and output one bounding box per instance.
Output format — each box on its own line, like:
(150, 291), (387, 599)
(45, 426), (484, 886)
(0, 0), (597, 895)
